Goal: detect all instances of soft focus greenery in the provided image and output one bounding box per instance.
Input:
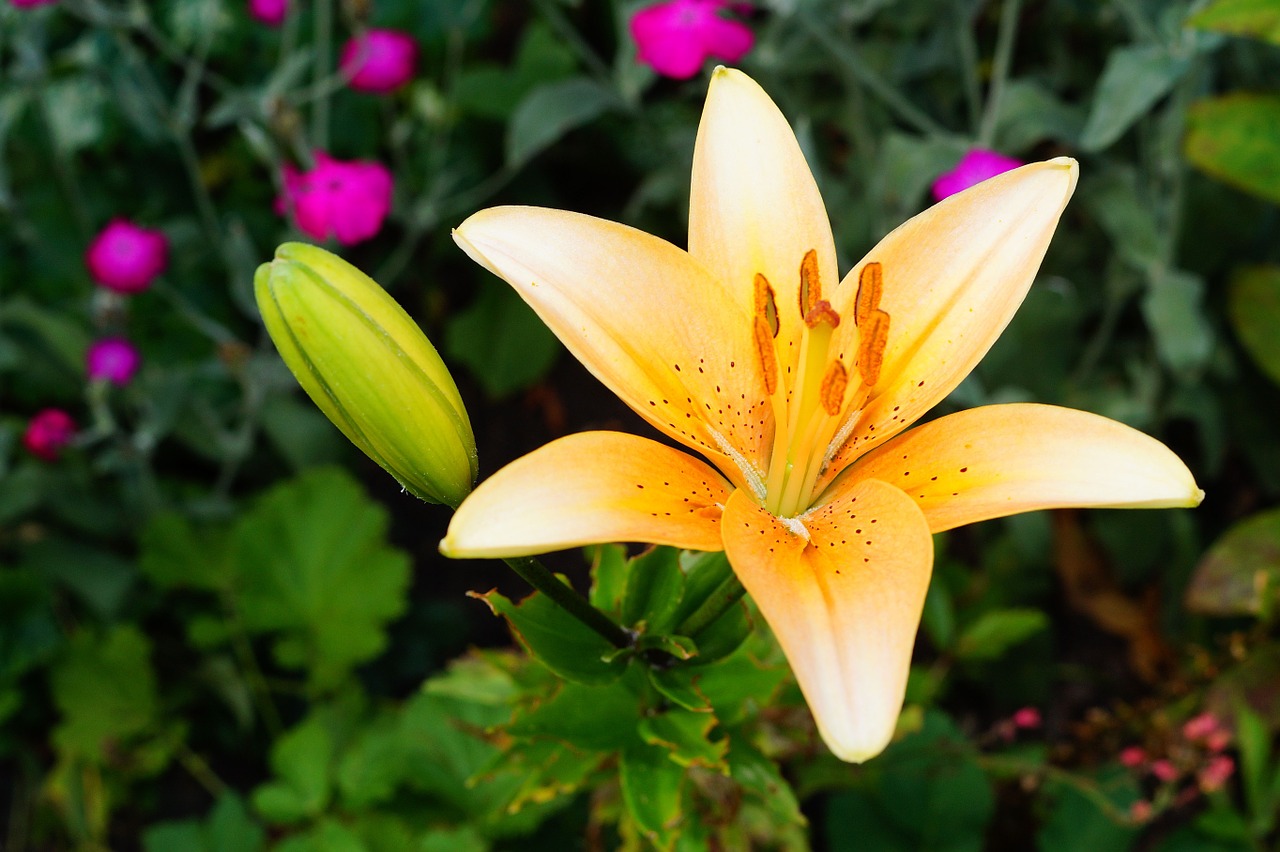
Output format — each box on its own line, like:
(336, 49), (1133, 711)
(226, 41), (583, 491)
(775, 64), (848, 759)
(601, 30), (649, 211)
(4, 0), (1280, 849)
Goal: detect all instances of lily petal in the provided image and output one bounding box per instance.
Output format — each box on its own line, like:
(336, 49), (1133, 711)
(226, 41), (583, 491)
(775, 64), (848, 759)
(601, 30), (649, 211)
(454, 206), (769, 486)
(441, 431), (732, 558)
(843, 403), (1204, 534)
(721, 481), (933, 762)
(689, 67), (838, 365)
(824, 159), (1079, 478)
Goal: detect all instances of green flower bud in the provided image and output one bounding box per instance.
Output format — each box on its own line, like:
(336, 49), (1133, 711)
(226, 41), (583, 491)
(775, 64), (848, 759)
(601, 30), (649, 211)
(255, 243), (477, 506)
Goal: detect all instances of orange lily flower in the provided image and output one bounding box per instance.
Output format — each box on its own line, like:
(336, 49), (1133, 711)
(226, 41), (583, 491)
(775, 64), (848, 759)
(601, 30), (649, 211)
(441, 68), (1202, 762)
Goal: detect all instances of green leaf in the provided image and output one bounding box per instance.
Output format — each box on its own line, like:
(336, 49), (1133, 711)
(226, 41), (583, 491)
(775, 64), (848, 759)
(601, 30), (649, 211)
(623, 546), (685, 634)
(336, 714), (405, 810)
(1188, 0), (1280, 46)
(1185, 94), (1280, 204)
(727, 739), (804, 829)
(955, 608), (1048, 661)
(1143, 268), (1214, 374)
(649, 667), (711, 712)
(139, 512), (230, 591)
(1229, 265), (1280, 386)
(230, 468), (411, 689)
(690, 643), (789, 726)
(1185, 507), (1280, 617)
(1233, 700), (1272, 822)
(921, 580), (957, 650)
(1080, 45), (1190, 151)
(144, 793), (265, 852)
(444, 277), (560, 399)
(506, 76), (621, 167)
(638, 709), (727, 771)
(589, 544), (629, 614)
(42, 76), (107, 152)
(507, 678), (642, 752)
(51, 626), (158, 760)
(478, 737), (602, 816)
(476, 587), (626, 685)
(1036, 767), (1140, 852)
(621, 743), (685, 846)
(993, 79), (1086, 150)
(252, 717), (333, 824)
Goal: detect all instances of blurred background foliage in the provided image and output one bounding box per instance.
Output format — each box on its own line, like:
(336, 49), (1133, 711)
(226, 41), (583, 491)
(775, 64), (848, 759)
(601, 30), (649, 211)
(3, 0), (1280, 849)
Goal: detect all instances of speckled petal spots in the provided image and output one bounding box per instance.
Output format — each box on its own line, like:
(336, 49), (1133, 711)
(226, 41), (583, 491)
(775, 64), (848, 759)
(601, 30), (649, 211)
(721, 480), (933, 762)
(844, 403), (1204, 534)
(441, 431), (732, 558)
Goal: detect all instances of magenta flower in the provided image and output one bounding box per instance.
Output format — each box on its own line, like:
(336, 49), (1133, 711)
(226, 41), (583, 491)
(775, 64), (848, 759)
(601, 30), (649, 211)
(23, 409), (75, 462)
(931, 149), (1025, 202)
(277, 152), (394, 245)
(630, 0), (754, 80)
(87, 337), (142, 386)
(1119, 746), (1147, 767)
(86, 219), (169, 294)
(340, 29), (418, 93)
(11, 0), (58, 7)
(1011, 707), (1042, 729)
(248, 0), (289, 26)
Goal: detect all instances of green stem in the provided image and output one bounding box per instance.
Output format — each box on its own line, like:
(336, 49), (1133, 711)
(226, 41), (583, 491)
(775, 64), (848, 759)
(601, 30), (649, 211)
(977, 0), (1023, 147)
(954, 1), (983, 135)
(677, 572), (747, 638)
(502, 555), (632, 648)
(798, 13), (946, 138)
(312, 0), (333, 150)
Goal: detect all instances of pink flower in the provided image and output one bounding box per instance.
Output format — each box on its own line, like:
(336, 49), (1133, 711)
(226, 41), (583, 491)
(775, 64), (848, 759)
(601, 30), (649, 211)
(1119, 746), (1147, 768)
(87, 338), (142, 386)
(931, 149), (1024, 202)
(340, 29), (418, 93)
(1012, 707), (1042, 729)
(1198, 755), (1235, 792)
(1151, 759), (1179, 783)
(1206, 729), (1232, 753)
(277, 152), (393, 245)
(11, 0), (58, 7)
(86, 219), (169, 294)
(1129, 800), (1153, 824)
(248, 0), (289, 26)
(23, 409), (75, 461)
(630, 0), (754, 80)
(1182, 712), (1220, 742)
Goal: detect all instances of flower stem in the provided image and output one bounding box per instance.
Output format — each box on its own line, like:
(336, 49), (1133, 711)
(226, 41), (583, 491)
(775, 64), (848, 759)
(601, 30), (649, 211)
(977, 0), (1023, 147)
(677, 572), (747, 639)
(502, 555), (632, 649)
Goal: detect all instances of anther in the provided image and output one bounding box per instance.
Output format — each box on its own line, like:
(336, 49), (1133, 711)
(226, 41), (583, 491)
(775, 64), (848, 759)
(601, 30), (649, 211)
(819, 361), (847, 415)
(799, 249), (822, 317)
(754, 273), (779, 338)
(754, 316), (779, 395)
(855, 262), (883, 326)
(857, 309), (890, 386)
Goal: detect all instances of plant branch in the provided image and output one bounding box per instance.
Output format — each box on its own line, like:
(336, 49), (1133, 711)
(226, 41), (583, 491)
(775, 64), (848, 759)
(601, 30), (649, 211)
(502, 555), (632, 648)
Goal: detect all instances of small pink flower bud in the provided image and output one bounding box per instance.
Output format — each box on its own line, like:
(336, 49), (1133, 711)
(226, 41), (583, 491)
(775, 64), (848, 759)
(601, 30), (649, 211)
(23, 409), (75, 461)
(1198, 755), (1234, 792)
(630, 0), (754, 80)
(248, 0), (288, 25)
(1129, 800), (1153, 824)
(1182, 712), (1220, 742)
(87, 337), (142, 386)
(11, 0), (58, 7)
(86, 219), (169, 294)
(340, 29), (418, 93)
(931, 149), (1024, 202)
(1012, 707), (1042, 729)
(1119, 746), (1147, 768)
(277, 152), (393, 246)
(1206, 730), (1231, 753)
(1151, 759), (1179, 783)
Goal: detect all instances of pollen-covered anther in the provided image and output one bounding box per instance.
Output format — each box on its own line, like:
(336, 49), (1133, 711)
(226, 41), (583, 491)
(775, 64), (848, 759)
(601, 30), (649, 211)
(754, 316), (779, 395)
(857, 308), (890, 387)
(799, 248), (823, 316)
(819, 361), (848, 416)
(855, 262), (883, 326)
(754, 273), (780, 338)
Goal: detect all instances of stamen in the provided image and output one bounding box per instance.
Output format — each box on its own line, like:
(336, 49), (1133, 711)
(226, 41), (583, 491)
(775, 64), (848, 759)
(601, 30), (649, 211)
(855, 262), (883, 326)
(754, 273), (779, 338)
(754, 316), (779, 395)
(803, 298), (840, 329)
(819, 361), (847, 416)
(857, 308), (890, 387)
(799, 249), (821, 317)
(779, 515), (810, 542)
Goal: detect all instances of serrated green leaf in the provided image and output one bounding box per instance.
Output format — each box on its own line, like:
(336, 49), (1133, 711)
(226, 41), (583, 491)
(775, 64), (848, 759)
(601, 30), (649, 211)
(639, 709), (727, 771)
(252, 717), (333, 824)
(51, 625), (158, 760)
(337, 714), (405, 810)
(507, 679), (641, 751)
(955, 608), (1048, 661)
(444, 278), (560, 399)
(479, 738), (603, 816)
(1186, 94), (1280, 204)
(506, 76), (620, 167)
(477, 587), (625, 685)
(230, 468), (410, 689)
(1186, 507), (1280, 617)
(623, 546), (685, 633)
(649, 667), (711, 713)
(1229, 266), (1280, 386)
(621, 743), (685, 846)
(1188, 0), (1280, 45)
(1080, 45), (1190, 151)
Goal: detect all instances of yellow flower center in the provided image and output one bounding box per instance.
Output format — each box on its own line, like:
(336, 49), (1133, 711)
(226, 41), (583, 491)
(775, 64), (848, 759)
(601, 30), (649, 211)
(755, 253), (890, 519)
